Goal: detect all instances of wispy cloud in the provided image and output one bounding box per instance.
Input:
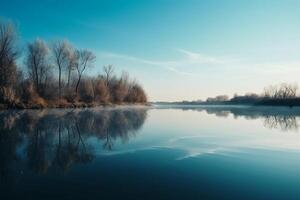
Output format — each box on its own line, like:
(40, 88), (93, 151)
(98, 51), (197, 76)
(177, 48), (239, 64)
(97, 49), (300, 79)
(97, 49), (240, 76)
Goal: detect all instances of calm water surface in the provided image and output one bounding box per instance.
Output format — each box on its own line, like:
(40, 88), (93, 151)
(0, 105), (300, 200)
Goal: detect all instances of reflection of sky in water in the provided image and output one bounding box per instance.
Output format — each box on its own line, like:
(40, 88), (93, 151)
(92, 108), (300, 159)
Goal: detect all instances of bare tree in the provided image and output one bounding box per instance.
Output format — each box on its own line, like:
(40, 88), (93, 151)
(52, 41), (72, 99)
(263, 83), (298, 99)
(91, 75), (109, 103)
(26, 39), (50, 95)
(0, 20), (18, 88)
(74, 49), (95, 95)
(110, 71), (129, 103)
(67, 49), (78, 88)
(103, 65), (114, 87)
(264, 85), (277, 98)
(279, 83), (298, 98)
(0, 18), (148, 106)
(126, 80), (147, 103)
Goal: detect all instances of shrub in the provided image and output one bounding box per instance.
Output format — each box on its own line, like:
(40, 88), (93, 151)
(79, 79), (94, 103)
(64, 87), (77, 103)
(20, 80), (37, 103)
(92, 78), (110, 103)
(110, 77), (129, 103)
(126, 83), (147, 103)
(0, 86), (18, 105)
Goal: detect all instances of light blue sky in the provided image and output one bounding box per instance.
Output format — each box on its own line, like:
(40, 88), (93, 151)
(1, 0), (300, 101)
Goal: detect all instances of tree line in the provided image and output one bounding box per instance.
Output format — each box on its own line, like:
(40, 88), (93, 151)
(160, 83), (300, 107)
(204, 83), (299, 104)
(0, 20), (147, 109)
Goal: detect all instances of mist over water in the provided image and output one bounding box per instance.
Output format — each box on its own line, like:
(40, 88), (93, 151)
(0, 106), (300, 199)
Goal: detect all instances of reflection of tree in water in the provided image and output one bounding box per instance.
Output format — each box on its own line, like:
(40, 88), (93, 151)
(263, 116), (298, 131)
(0, 111), (23, 184)
(0, 107), (147, 176)
(205, 110), (230, 118)
(175, 106), (300, 132)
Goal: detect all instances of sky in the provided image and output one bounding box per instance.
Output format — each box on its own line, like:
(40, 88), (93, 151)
(1, 0), (300, 101)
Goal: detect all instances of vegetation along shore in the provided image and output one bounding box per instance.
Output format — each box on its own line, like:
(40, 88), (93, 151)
(0, 20), (147, 109)
(156, 83), (300, 107)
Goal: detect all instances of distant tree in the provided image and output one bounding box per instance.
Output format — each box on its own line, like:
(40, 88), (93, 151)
(52, 41), (72, 99)
(74, 49), (95, 95)
(245, 93), (260, 98)
(26, 39), (50, 96)
(215, 95), (229, 102)
(263, 83), (298, 99)
(206, 95), (228, 102)
(206, 97), (215, 102)
(263, 85), (278, 98)
(229, 93), (261, 104)
(279, 83), (298, 98)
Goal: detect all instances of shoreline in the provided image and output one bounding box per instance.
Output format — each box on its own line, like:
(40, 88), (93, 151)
(154, 98), (300, 107)
(153, 103), (299, 108)
(0, 102), (151, 110)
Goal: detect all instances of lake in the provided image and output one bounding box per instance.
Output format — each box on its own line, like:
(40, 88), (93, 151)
(0, 105), (300, 200)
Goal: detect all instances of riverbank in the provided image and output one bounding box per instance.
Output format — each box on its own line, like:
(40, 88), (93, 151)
(154, 98), (300, 107)
(254, 98), (300, 107)
(0, 101), (150, 110)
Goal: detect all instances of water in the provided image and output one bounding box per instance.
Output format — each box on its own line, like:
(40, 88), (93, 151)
(0, 105), (300, 200)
